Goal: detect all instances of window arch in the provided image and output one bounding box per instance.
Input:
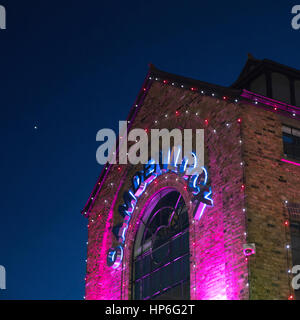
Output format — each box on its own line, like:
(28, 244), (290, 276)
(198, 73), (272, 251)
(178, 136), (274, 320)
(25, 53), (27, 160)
(132, 188), (190, 300)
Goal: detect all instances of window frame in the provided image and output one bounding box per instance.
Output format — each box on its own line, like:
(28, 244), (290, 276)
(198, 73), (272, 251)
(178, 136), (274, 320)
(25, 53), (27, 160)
(131, 190), (190, 300)
(282, 124), (300, 161)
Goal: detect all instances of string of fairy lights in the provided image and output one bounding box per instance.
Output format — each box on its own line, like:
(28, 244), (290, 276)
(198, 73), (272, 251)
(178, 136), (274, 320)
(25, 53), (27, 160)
(83, 74), (300, 217)
(87, 115), (247, 299)
(284, 200), (295, 300)
(83, 73), (299, 300)
(237, 113), (251, 299)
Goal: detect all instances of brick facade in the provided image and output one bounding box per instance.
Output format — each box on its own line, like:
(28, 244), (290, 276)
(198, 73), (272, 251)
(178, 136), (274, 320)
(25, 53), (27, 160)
(241, 106), (300, 299)
(83, 66), (300, 300)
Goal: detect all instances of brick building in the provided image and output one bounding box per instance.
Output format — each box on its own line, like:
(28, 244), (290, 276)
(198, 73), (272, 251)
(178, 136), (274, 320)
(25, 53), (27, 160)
(82, 55), (300, 300)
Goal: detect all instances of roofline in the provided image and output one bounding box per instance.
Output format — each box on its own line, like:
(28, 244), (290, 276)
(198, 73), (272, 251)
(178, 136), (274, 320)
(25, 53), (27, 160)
(149, 63), (242, 97)
(231, 56), (300, 88)
(81, 64), (300, 217)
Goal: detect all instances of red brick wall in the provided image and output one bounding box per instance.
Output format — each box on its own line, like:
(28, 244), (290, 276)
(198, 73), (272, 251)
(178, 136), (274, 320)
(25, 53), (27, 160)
(241, 105), (300, 299)
(85, 81), (259, 300)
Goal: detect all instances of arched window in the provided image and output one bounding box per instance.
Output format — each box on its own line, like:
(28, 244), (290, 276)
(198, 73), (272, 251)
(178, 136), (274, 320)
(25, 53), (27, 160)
(132, 189), (190, 300)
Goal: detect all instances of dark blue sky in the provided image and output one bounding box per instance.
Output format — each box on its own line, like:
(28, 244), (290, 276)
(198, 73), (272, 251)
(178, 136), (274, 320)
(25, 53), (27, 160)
(0, 0), (299, 300)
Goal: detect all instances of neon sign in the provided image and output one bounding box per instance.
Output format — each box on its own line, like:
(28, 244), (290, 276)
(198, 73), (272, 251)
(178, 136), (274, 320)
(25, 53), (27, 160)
(107, 151), (213, 268)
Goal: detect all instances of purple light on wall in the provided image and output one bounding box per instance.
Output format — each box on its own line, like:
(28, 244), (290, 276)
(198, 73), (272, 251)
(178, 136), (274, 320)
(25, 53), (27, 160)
(194, 202), (206, 220)
(241, 89), (299, 119)
(281, 158), (300, 167)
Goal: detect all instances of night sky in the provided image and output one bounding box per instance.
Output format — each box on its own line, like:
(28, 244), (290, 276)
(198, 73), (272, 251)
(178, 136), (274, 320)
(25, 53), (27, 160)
(0, 0), (299, 300)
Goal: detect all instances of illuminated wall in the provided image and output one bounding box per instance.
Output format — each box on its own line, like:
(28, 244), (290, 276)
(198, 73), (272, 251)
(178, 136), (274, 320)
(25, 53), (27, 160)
(84, 73), (249, 300)
(83, 65), (300, 300)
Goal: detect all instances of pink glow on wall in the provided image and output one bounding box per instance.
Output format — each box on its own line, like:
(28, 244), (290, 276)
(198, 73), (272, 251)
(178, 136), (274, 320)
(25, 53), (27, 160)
(241, 89), (299, 120)
(85, 135), (249, 300)
(85, 176), (127, 300)
(85, 81), (249, 300)
(281, 158), (300, 167)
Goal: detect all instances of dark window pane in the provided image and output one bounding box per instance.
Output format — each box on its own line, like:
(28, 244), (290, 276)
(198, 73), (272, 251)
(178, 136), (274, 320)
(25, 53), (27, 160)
(143, 254), (151, 276)
(283, 135), (293, 144)
(154, 283), (183, 300)
(291, 222), (300, 265)
(182, 281), (191, 300)
(161, 262), (172, 290)
(282, 126), (300, 160)
(182, 254), (190, 280)
(150, 270), (161, 296)
(182, 232), (189, 253)
(135, 260), (141, 279)
(171, 235), (183, 259)
(172, 257), (183, 284)
(152, 242), (169, 267)
(133, 191), (190, 300)
(134, 280), (141, 300)
(142, 276), (151, 299)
